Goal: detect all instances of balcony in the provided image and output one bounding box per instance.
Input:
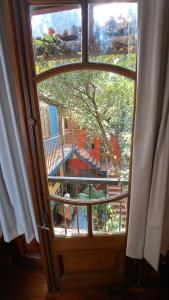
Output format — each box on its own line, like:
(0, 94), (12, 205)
(43, 129), (77, 175)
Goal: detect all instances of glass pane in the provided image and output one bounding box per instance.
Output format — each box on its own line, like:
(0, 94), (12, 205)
(92, 198), (128, 234)
(50, 201), (88, 237)
(88, 2), (137, 70)
(37, 71), (134, 236)
(38, 71), (134, 187)
(30, 4), (82, 74)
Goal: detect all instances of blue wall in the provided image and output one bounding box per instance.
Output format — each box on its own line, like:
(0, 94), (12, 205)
(49, 105), (59, 137)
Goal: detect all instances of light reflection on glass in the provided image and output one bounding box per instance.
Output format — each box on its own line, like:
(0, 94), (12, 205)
(30, 5), (82, 73)
(88, 2), (137, 70)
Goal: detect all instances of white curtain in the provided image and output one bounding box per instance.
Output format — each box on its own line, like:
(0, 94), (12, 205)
(0, 31), (39, 243)
(126, 0), (169, 270)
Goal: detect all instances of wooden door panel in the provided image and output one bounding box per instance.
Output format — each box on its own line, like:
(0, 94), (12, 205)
(52, 235), (126, 251)
(63, 251), (116, 272)
(52, 235), (126, 289)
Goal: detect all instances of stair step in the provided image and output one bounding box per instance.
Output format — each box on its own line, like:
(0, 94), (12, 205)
(74, 147), (102, 171)
(112, 204), (126, 209)
(108, 194), (121, 197)
(108, 187), (121, 191)
(108, 189), (120, 192)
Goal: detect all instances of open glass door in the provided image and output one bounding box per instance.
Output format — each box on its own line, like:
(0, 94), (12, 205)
(20, 0), (137, 289)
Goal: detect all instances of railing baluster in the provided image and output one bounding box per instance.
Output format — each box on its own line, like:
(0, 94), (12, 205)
(58, 135), (61, 160)
(46, 143), (49, 173)
(48, 138), (53, 172)
(44, 140), (49, 172)
(112, 204), (114, 233)
(76, 206), (80, 235)
(87, 184), (92, 236)
(89, 184), (92, 199)
(119, 200), (122, 232)
(63, 204), (67, 235)
(87, 205), (92, 237)
(46, 139), (50, 173)
(43, 140), (47, 171)
(61, 134), (65, 175)
(104, 184), (107, 232)
(50, 139), (54, 171)
(53, 137), (57, 166)
(53, 138), (57, 168)
(71, 129), (74, 151)
(104, 204), (107, 232)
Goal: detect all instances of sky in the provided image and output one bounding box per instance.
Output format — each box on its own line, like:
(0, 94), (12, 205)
(93, 3), (137, 26)
(31, 3), (137, 37)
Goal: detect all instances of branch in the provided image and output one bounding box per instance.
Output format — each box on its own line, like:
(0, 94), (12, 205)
(88, 80), (96, 100)
(73, 84), (94, 102)
(72, 85), (96, 113)
(79, 95), (96, 117)
(100, 102), (114, 115)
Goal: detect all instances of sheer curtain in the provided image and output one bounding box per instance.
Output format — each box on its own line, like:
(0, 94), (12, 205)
(0, 27), (38, 243)
(126, 0), (169, 270)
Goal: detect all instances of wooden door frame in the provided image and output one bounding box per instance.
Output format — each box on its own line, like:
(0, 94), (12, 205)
(1, 0), (56, 291)
(3, 0), (137, 291)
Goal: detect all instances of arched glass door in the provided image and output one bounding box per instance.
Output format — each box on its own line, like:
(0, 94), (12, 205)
(20, 0), (137, 289)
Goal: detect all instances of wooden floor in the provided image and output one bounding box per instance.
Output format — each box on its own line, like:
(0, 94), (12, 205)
(0, 264), (168, 300)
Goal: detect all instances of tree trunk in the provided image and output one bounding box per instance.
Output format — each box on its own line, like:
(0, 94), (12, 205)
(90, 95), (119, 176)
(95, 112), (119, 176)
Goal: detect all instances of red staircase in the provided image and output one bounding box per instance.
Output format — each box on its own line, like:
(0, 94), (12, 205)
(76, 148), (101, 171)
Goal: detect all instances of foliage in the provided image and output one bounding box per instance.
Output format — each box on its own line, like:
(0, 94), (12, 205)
(33, 31), (136, 73)
(77, 187), (120, 232)
(77, 186), (105, 200)
(90, 53), (136, 71)
(33, 33), (81, 73)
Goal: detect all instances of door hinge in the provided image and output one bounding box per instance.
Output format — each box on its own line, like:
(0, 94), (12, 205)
(37, 223), (50, 231)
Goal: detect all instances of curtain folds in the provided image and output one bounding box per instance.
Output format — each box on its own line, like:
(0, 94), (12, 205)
(0, 31), (38, 243)
(126, 0), (169, 270)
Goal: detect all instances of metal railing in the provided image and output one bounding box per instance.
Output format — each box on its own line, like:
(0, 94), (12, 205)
(48, 176), (129, 237)
(43, 129), (77, 174)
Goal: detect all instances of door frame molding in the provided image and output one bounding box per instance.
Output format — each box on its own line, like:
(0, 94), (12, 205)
(1, 0), (56, 291)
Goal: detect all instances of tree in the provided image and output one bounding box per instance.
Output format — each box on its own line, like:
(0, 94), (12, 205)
(38, 70), (134, 178)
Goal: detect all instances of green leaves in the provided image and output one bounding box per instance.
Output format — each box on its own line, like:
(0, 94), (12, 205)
(77, 187), (120, 232)
(34, 38), (43, 46)
(43, 34), (55, 43)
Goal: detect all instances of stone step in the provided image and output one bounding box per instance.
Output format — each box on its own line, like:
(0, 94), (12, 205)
(108, 186), (121, 190)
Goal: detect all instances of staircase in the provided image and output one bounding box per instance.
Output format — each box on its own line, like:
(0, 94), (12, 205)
(75, 148), (101, 172)
(76, 148), (127, 220)
(107, 174), (127, 227)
